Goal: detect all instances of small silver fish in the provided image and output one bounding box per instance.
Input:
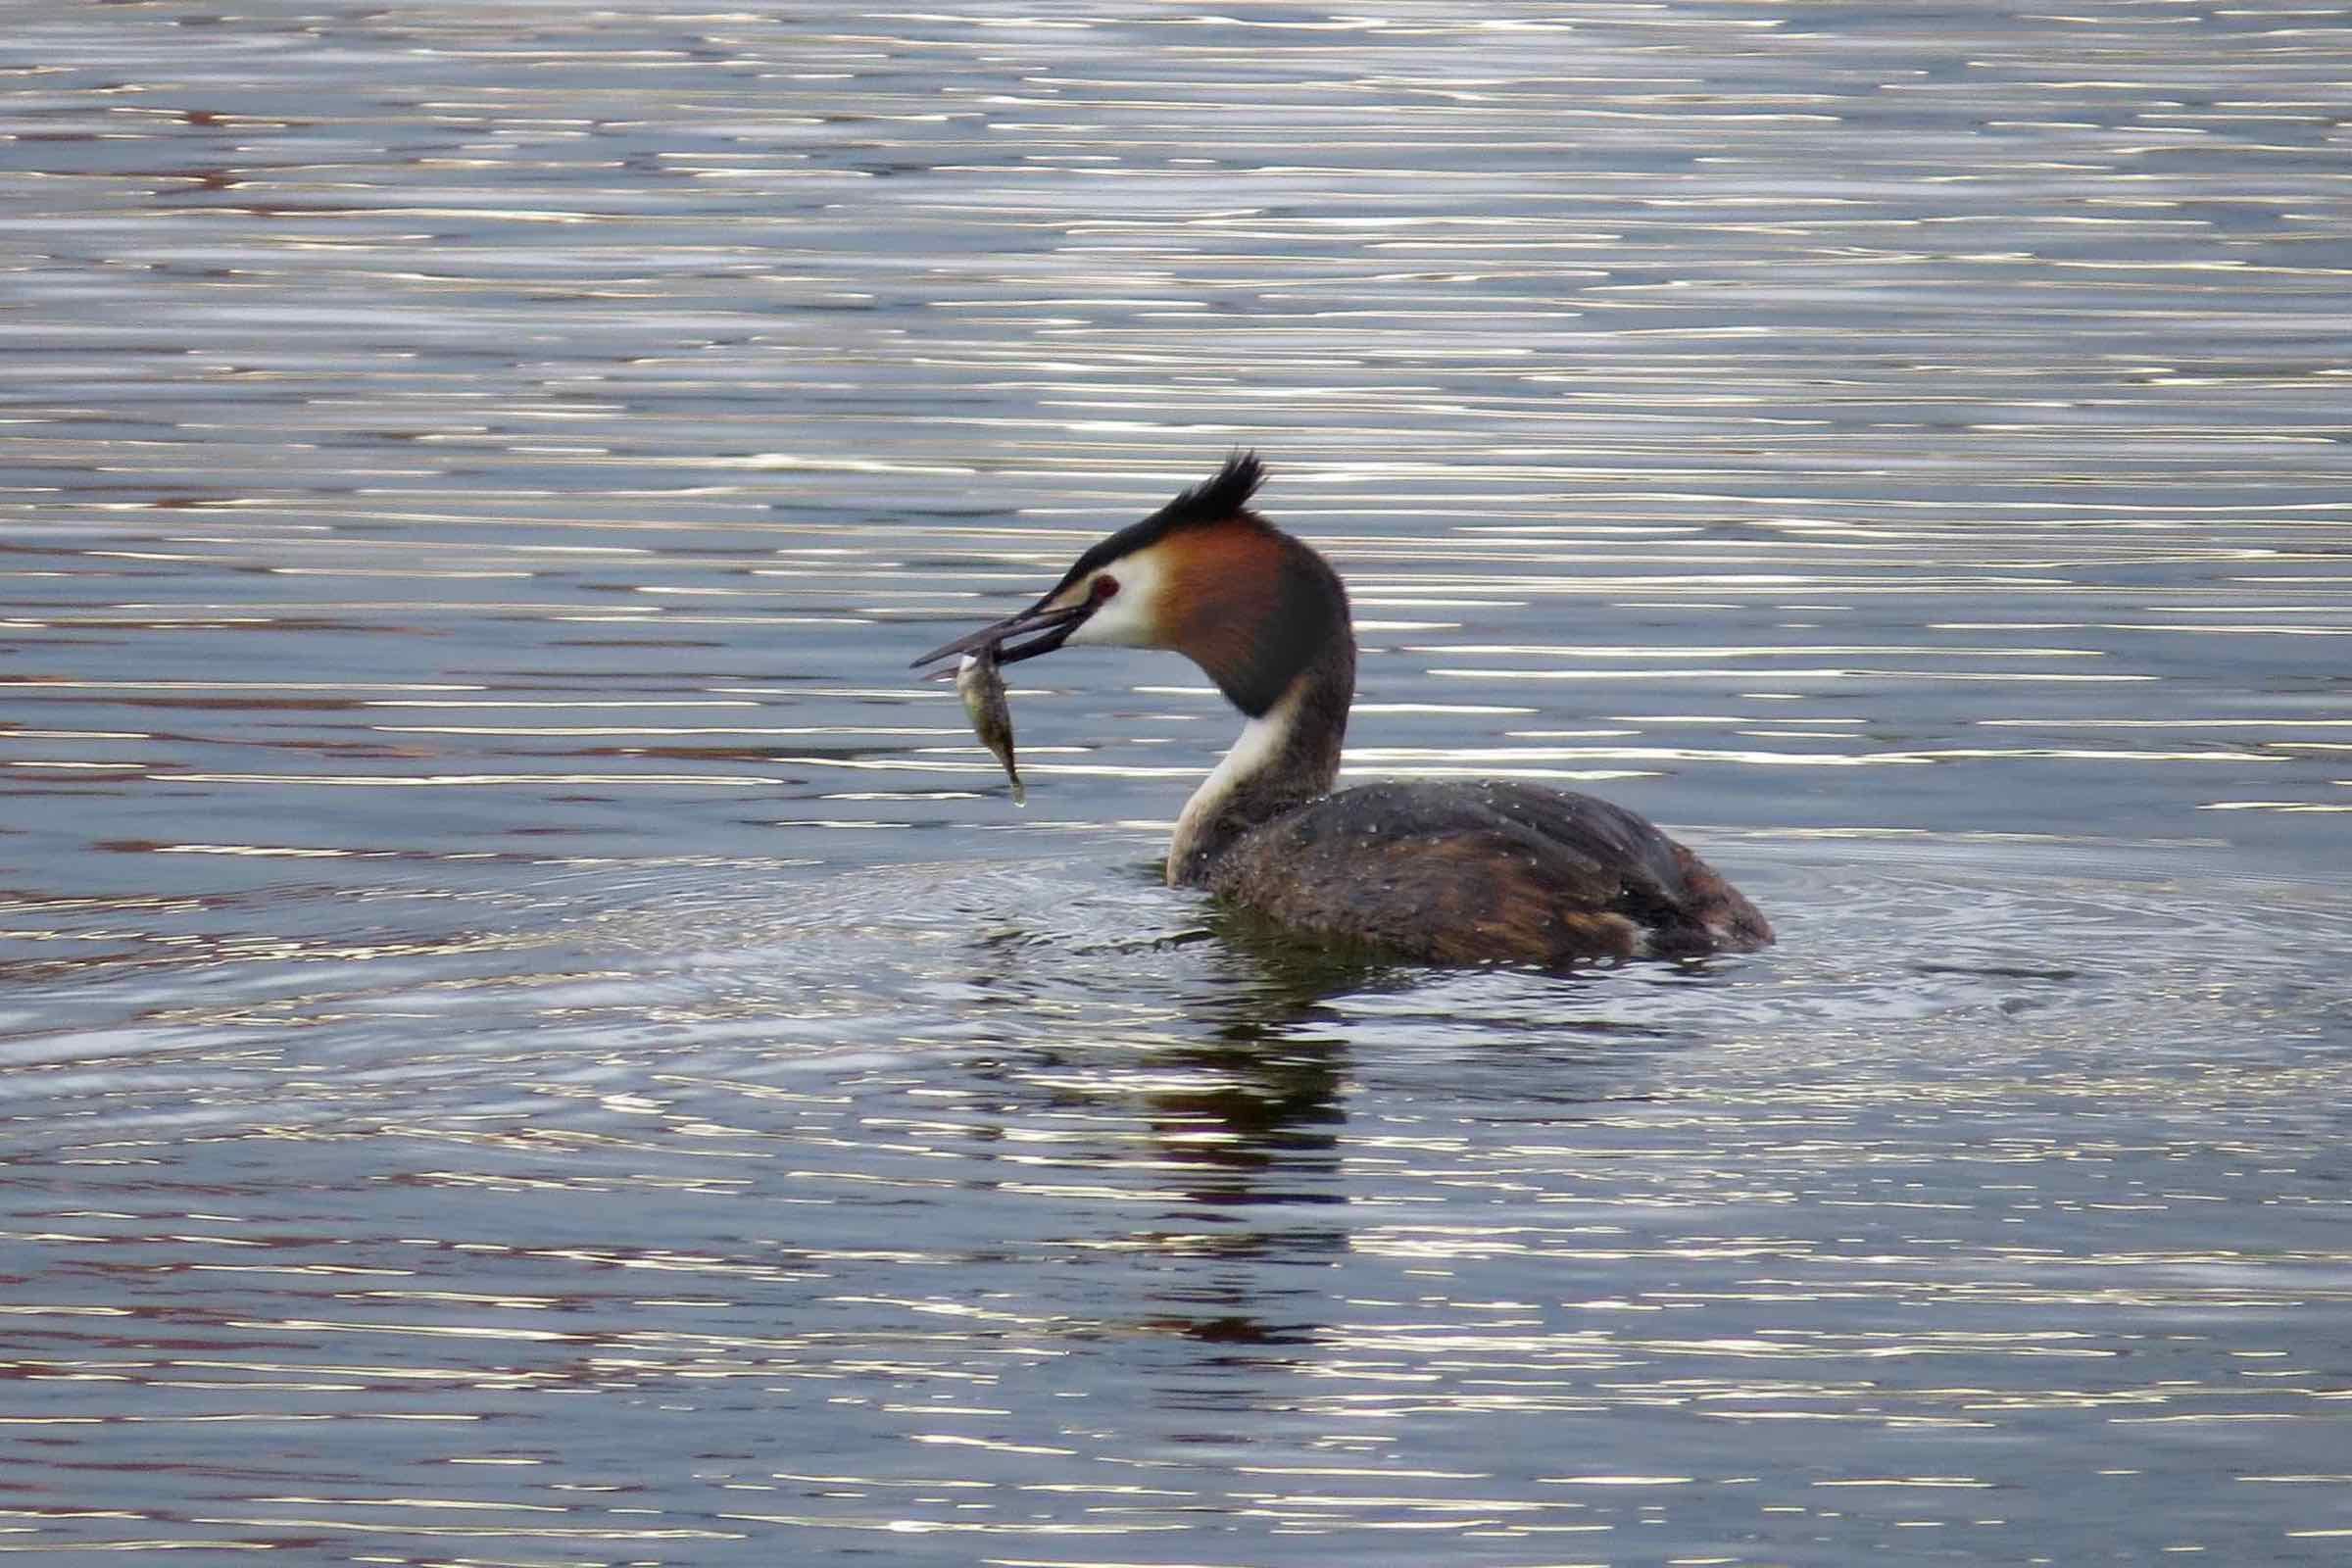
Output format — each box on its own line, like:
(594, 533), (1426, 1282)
(956, 646), (1025, 806)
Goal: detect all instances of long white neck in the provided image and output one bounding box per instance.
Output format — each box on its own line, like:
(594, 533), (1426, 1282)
(1164, 645), (1351, 887)
(1169, 687), (1300, 882)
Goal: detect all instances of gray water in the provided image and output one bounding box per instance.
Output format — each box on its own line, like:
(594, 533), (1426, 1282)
(6, 3), (2352, 1562)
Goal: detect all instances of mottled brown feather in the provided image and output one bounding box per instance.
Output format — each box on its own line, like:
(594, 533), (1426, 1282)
(1205, 779), (1771, 965)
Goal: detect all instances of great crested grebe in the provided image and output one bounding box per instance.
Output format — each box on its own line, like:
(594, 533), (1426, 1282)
(913, 455), (1772, 965)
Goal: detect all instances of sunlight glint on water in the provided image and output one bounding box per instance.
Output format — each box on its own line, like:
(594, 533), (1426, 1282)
(3, 3), (2350, 1563)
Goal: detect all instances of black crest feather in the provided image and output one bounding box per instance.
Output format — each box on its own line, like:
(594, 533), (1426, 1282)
(1154, 450), (1265, 527)
(1045, 452), (1268, 598)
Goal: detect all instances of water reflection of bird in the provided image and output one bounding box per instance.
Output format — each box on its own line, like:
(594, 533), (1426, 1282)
(914, 455), (1772, 965)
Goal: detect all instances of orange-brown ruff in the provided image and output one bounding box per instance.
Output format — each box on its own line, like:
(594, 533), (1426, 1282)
(913, 456), (1772, 965)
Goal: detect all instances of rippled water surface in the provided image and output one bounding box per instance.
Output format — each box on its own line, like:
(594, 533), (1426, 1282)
(6, 3), (2352, 1562)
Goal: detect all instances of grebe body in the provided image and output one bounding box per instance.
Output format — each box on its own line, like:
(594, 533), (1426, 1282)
(915, 456), (1771, 964)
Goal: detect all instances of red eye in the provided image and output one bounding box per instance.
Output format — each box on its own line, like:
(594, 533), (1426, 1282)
(1091, 575), (1120, 603)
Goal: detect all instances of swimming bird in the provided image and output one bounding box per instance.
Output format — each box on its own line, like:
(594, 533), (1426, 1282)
(912, 455), (1772, 964)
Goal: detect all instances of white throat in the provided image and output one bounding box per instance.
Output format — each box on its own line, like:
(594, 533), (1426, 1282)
(1166, 681), (1305, 885)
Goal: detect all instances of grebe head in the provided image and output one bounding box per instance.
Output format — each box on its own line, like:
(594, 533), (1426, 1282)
(911, 453), (1350, 717)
